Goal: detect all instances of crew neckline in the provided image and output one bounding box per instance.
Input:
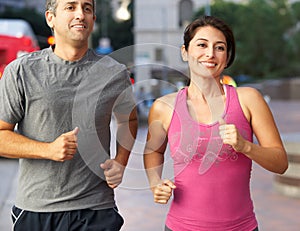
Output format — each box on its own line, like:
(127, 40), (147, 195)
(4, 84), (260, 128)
(47, 46), (91, 65)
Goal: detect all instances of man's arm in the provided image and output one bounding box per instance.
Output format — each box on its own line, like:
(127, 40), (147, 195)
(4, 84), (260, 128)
(0, 119), (79, 161)
(100, 107), (138, 188)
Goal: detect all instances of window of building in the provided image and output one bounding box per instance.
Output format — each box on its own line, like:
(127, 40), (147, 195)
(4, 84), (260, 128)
(155, 48), (163, 62)
(179, 0), (193, 28)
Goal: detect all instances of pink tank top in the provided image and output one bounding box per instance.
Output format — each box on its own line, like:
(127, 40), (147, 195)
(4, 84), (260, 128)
(166, 85), (258, 231)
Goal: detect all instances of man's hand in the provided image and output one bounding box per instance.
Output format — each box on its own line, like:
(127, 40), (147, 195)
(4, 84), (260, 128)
(100, 159), (125, 189)
(48, 127), (79, 162)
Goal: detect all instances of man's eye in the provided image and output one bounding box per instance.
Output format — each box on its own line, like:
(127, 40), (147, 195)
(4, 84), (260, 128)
(66, 6), (74, 10)
(84, 7), (93, 12)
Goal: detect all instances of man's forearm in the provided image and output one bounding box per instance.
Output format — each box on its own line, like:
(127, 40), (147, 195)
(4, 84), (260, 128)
(0, 130), (48, 159)
(115, 117), (138, 166)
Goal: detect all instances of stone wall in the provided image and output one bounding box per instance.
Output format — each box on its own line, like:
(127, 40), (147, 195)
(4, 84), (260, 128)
(262, 77), (300, 100)
(274, 141), (300, 198)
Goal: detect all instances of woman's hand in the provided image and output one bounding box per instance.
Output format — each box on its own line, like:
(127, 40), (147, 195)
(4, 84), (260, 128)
(151, 179), (176, 204)
(219, 121), (250, 153)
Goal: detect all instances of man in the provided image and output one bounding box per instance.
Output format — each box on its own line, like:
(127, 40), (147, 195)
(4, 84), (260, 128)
(0, 0), (137, 230)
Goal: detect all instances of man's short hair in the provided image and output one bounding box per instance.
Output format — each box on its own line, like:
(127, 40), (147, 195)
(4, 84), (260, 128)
(45, 0), (96, 16)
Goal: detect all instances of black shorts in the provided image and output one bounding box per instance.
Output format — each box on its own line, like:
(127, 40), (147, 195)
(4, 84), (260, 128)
(11, 205), (124, 231)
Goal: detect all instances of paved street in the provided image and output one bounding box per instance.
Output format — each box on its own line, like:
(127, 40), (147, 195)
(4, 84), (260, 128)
(0, 158), (18, 231)
(0, 99), (300, 230)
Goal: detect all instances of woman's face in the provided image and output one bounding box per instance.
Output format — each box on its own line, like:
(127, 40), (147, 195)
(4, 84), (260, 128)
(182, 26), (228, 79)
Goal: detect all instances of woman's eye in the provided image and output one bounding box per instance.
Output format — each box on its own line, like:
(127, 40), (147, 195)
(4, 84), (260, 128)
(197, 43), (206, 48)
(216, 46), (225, 51)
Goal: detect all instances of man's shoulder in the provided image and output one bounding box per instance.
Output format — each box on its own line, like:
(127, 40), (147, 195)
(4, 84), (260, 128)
(88, 49), (126, 70)
(10, 47), (50, 66)
(4, 48), (49, 74)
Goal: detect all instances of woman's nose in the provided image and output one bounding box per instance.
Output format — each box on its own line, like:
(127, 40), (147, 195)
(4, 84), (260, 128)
(206, 47), (214, 58)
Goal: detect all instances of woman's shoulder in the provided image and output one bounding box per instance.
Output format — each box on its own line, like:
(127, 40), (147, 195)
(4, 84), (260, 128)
(236, 86), (268, 119)
(236, 86), (264, 102)
(148, 91), (179, 130)
(155, 92), (178, 106)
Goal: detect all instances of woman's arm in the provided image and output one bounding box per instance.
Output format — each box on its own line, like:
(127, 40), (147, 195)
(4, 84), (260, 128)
(220, 87), (288, 174)
(144, 96), (176, 203)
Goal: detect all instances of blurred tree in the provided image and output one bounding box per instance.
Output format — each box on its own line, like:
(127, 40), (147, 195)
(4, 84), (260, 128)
(292, 1), (300, 20)
(194, 0), (298, 80)
(287, 2), (300, 75)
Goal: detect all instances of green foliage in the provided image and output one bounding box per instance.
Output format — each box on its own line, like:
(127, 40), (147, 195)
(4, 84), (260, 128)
(194, 0), (300, 80)
(292, 2), (300, 20)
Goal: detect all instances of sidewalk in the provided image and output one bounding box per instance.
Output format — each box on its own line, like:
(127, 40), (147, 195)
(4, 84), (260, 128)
(116, 99), (300, 230)
(0, 158), (18, 231)
(115, 162), (300, 231)
(0, 100), (300, 230)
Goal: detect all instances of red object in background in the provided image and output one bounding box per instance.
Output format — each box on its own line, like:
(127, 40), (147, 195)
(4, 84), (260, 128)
(0, 19), (40, 79)
(0, 35), (40, 79)
(130, 76), (134, 84)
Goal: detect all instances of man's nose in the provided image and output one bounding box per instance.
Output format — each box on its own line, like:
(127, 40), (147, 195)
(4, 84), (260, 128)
(75, 8), (85, 20)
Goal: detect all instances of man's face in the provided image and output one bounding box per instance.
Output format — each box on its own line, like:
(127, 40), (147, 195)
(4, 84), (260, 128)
(46, 0), (96, 47)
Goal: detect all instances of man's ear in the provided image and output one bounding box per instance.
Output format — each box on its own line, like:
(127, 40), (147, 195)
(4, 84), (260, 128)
(181, 45), (188, 62)
(45, 11), (55, 29)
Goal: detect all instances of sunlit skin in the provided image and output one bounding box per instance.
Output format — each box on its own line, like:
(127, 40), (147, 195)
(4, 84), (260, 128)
(45, 0), (96, 61)
(0, 0), (138, 190)
(182, 26), (228, 123)
(181, 26), (228, 81)
(144, 26), (288, 204)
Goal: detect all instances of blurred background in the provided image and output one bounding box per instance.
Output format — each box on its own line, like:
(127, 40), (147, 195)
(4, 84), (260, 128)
(0, 0), (300, 230)
(0, 0), (300, 83)
(2, 0), (300, 115)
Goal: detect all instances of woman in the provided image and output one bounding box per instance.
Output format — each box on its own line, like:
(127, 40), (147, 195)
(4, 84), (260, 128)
(143, 16), (288, 231)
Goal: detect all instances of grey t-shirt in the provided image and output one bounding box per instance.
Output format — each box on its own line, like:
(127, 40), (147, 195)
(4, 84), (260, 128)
(0, 47), (135, 212)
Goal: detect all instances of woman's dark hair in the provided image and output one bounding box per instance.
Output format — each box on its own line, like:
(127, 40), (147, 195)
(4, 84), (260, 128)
(183, 15), (235, 68)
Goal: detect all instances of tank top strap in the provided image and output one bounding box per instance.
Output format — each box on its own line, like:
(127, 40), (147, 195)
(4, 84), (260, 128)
(224, 84), (241, 117)
(173, 87), (190, 118)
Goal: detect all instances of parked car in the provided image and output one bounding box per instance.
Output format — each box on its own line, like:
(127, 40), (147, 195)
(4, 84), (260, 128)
(0, 19), (40, 79)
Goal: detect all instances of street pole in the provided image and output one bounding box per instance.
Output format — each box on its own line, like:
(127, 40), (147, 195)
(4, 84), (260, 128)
(205, 0), (211, 16)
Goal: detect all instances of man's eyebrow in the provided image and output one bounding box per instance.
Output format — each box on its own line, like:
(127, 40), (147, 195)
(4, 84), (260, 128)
(84, 1), (93, 8)
(64, 1), (93, 7)
(65, 1), (77, 5)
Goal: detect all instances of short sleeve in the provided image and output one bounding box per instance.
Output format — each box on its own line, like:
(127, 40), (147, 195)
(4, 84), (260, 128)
(0, 62), (25, 124)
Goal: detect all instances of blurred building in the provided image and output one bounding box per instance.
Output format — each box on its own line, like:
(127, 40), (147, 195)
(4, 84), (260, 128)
(133, 0), (299, 93)
(133, 0), (207, 93)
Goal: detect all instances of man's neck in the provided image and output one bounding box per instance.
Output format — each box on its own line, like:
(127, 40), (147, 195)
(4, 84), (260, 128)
(53, 43), (89, 62)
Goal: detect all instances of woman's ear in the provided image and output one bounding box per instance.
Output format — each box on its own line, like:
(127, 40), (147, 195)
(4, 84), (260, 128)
(181, 45), (188, 62)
